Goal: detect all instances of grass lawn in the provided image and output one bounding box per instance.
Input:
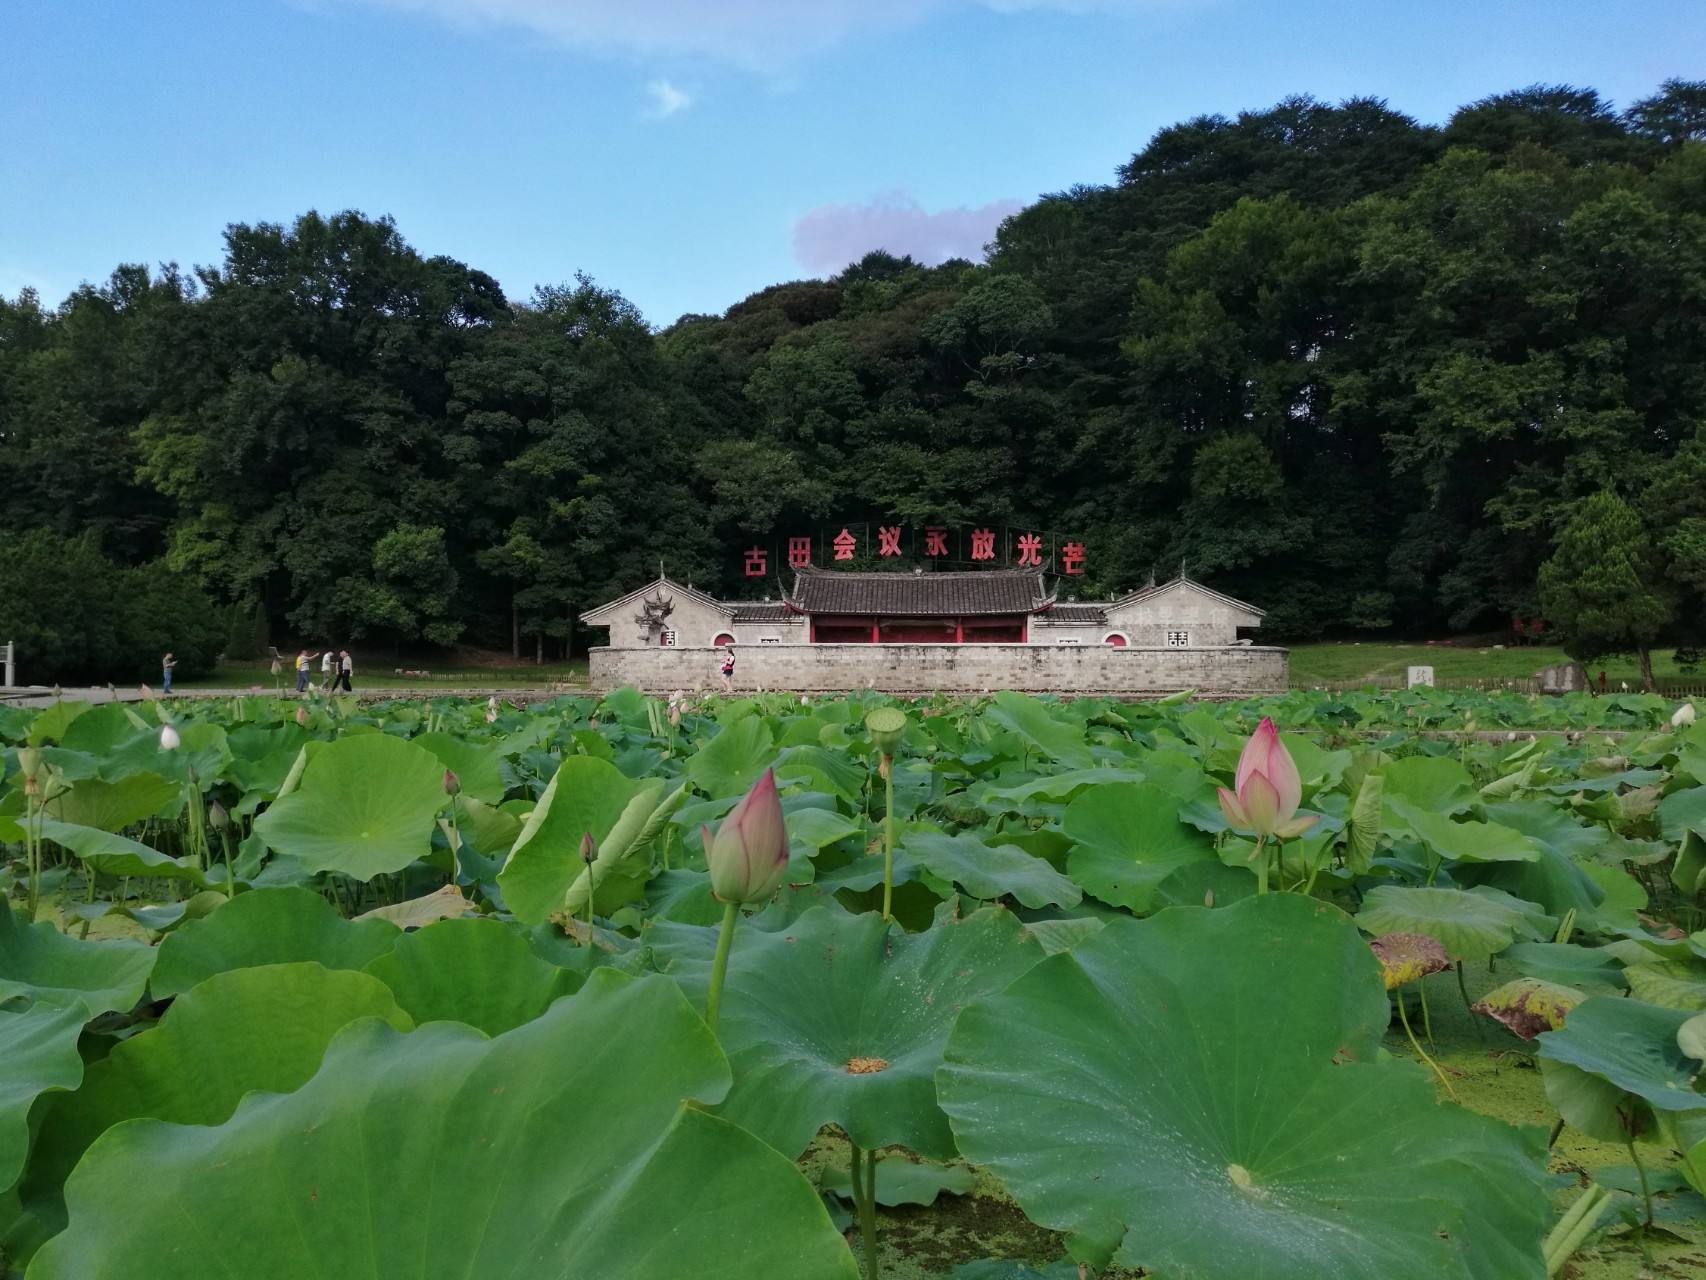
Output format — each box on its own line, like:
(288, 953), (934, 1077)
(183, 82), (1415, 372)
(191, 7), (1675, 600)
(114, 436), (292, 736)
(1287, 643), (1695, 687)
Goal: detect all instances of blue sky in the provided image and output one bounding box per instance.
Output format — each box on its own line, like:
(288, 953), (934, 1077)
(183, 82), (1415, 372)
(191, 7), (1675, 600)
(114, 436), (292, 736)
(3, 1), (1702, 325)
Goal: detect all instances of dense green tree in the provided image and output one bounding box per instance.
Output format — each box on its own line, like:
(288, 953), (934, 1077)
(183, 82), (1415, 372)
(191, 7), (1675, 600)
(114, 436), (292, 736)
(1537, 492), (1674, 689)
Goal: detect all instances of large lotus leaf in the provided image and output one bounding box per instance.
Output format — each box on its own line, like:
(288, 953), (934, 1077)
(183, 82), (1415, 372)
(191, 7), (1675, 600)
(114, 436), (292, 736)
(1407, 812), (1541, 864)
(1623, 958), (1706, 1011)
(1380, 756), (1477, 828)
(26, 701), (91, 746)
(1507, 941), (1627, 992)
(45, 772), (178, 831)
(103, 721), (231, 786)
(654, 904), (1044, 1159)
(906, 831), (1082, 909)
(1368, 932), (1450, 989)
(0, 1001), (85, 1190)
(685, 714), (774, 798)
(1354, 885), (1542, 962)
(148, 887), (399, 999)
(414, 731), (505, 804)
(364, 918), (577, 1035)
(252, 733), (446, 878)
(0, 904), (155, 1015)
(35, 819), (208, 886)
(937, 894), (1550, 1279)
(821, 1156), (974, 1207)
(984, 693), (1093, 770)
(30, 971), (859, 1280)
(495, 756), (644, 924)
(27, 963), (411, 1195)
(1538, 998), (1706, 1143)
(1453, 841), (1605, 922)
(974, 768), (1149, 812)
(1658, 784), (1706, 844)
(1062, 782), (1216, 913)
(55, 703), (141, 756)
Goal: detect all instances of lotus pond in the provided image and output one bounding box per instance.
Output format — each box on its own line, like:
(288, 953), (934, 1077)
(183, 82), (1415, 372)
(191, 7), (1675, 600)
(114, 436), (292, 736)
(2, 685), (1704, 1279)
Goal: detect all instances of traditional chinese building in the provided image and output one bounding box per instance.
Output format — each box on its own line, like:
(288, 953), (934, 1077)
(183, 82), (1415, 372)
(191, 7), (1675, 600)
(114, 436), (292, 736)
(581, 568), (1285, 695)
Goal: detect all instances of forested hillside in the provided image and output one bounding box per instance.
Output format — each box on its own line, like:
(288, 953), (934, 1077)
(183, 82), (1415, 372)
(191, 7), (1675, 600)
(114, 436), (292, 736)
(4, 83), (1706, 676)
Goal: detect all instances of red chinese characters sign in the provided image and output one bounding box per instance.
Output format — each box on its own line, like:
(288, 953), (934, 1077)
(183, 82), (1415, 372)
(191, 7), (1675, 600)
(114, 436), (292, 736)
(758, 524), (1087, 574)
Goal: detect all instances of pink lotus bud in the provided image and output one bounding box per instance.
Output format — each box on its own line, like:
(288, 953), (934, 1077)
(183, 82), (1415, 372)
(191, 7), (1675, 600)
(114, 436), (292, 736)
(1216, 717), (1316, 840)
(443, 768), (461, 796)
(159, 724), (181, 751)
(704, 769), (789, 904)
(580, 831), (597, 864)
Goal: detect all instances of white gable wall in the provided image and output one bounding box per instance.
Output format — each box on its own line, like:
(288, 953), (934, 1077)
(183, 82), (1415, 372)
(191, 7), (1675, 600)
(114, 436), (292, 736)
(1104, 582), (1261, 647)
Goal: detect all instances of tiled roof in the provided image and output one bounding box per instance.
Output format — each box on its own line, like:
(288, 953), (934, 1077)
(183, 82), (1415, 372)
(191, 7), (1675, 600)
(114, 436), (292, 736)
(1037, 603), (1108, 624)
(729, 602), (795, 623)
(787, 568), (1050, 617)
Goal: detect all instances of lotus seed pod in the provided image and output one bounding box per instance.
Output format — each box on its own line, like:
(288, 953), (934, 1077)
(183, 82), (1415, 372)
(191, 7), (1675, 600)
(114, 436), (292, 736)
(865, 707), (906, 757)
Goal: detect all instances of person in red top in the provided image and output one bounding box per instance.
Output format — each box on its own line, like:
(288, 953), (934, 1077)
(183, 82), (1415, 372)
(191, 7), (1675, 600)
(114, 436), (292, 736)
(719, 645), (736, 694)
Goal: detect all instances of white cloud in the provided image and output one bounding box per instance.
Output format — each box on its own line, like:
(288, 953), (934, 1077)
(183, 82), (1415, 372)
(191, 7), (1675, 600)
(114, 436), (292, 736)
(331, 1), (1168, 69)
(644, 78), (692, 117)
(792, 189), (1024, 275)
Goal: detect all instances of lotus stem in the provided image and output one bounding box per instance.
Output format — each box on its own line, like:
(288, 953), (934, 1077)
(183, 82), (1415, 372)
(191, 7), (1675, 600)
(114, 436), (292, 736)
(1627, 1140), (1654, 1228)
(1248, 833), (1268, 896)
(1396, 993), (1456, 1101)
(1544, 1184), (1610, 1277)
(1418, 978), (1435, 1045)
(704, 898), (741, 1032)
(850, 1140), (880, 1279)
(1547, 1118), (1565, 1149)
(881, 757), (895, 922)
(584, 876), (595, 940)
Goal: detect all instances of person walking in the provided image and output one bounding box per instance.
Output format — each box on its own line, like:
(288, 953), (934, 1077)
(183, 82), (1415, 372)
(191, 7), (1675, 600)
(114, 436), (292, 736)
(336, 648), (354, 693)
(719, 644), (736, 694)
(294, 649), (316, 693)
(320, 648), (336, 691)
(161, 652), (176, 694)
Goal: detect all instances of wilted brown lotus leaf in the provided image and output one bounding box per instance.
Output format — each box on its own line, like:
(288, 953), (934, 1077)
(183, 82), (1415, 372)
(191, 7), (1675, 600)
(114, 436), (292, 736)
(1368, 932), (1451, 990)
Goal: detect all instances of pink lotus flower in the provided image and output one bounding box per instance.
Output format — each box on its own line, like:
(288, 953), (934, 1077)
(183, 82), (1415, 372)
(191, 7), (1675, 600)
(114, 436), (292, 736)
(1217, 718), (1317, 840)
(702, 769), (789, 905)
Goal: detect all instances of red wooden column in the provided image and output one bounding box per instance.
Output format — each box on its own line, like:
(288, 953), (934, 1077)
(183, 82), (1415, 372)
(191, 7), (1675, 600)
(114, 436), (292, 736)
(871, 620), (880, 644)
(955, 619), (964, 643)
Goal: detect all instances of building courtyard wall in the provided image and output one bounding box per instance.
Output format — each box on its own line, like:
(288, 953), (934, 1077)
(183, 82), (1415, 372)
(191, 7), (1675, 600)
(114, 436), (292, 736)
(589, 642), (1288, 694)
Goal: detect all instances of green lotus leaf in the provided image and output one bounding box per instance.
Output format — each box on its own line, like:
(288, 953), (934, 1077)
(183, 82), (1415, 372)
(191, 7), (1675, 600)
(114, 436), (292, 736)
(495, 756), (644, 924)
(34, 819), (208, 886)
(30, 971), (859, 1280)
(1538, 997), (1706, 1143)
(355, 883), (476, 929)
(946, 1263), (1080, 1280)
(55, 704), (142, 757)
(1507, 941), (1627, 992)
(1658, 784), (1706, 844)
(447, 794), (523, 859)
(821, 1156), (974, 1207)
(252, 734), (446, 878)
(1354, 885), (1543, 962)
(103, 721), (232, 786)
(414, 730), (505, 804)
(685, 714), (774, 798)
(149, 887), (399, 999)
(1407, 812), (1542, 864)
(974, 768), (1149, 811)
(1621, 958), (1706, 1011)
(1062, 782), (1217, 913)
(938, 894), (1550, 1279)
(0, 1001), (85, 1190)
(1380, 755), (1477, 828)
(364, 917), (577, 1035)
(906, 831), (1082, 909)
(984, 693), (1093, 770)
(26, 701), (91, 747)
(45, 772), (178, 831)
(27, 962), (411, 1197)
(654, 904), (1044, 1159)
(0, 903), (155, 1015)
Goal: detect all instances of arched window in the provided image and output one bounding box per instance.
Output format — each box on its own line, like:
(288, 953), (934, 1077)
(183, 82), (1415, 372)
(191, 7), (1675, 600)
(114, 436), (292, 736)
(713, 632), (736, 648)
(1103, 632), (1128, 648)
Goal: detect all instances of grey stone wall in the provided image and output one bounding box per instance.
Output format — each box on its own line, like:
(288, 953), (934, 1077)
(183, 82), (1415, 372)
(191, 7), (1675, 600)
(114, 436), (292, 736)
(589, 643), (1288, 694)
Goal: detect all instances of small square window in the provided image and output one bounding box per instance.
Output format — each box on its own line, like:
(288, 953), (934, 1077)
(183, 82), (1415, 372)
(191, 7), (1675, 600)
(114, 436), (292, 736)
(1056, 638), (1080, 646)
(759, 637), (780, 645)
(1166, 630), (1190, 648)
(661, 630), (677, 648)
